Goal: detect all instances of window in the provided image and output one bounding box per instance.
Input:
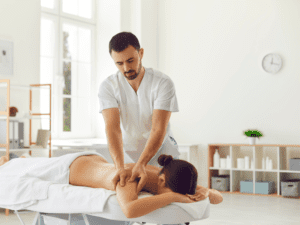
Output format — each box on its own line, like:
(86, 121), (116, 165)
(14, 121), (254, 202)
(40, 0), (96, 139)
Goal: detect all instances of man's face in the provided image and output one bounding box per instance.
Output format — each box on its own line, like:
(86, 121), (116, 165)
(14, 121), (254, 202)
(111, 45), (144, 81)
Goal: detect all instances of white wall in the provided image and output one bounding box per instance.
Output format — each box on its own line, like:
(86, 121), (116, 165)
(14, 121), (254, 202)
(0, 0), (41, 148)
(157, 0), (300, 186)
(95, 0), (122, 138)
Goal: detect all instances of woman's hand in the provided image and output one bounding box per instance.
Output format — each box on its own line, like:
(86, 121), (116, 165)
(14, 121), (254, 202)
(173, 192), (196, 203)
(186, 186), (209, 202)
(112, 168), (132, 191)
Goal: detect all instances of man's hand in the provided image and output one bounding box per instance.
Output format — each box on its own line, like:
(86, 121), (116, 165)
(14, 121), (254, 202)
(128, 163), (148, 193)
(186, 186), (209, 202)
(112, 168), (132, 191)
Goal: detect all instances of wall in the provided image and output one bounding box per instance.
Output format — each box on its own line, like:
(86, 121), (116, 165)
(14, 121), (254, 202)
(158, 0), (300, 187)
(0, 0), (41, 150)
(95, 0), (122, 138)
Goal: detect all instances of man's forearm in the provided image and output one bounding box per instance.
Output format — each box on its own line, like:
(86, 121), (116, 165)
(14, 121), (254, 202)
(137, 129), (166, 166)
(106, 127), (124, 169)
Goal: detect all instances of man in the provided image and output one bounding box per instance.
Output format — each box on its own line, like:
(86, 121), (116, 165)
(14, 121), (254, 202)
(98, 32), (180, 195)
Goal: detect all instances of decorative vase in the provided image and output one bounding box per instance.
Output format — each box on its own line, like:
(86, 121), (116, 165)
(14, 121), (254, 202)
(248, 137), (257, 145)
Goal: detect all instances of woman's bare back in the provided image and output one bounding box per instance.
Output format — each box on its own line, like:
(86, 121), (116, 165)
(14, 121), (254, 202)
(69, 155), (159, 194)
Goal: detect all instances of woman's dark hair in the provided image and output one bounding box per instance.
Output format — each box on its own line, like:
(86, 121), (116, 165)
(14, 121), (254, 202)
(158, 154), (198, 195)
(109, 32), (140, 55)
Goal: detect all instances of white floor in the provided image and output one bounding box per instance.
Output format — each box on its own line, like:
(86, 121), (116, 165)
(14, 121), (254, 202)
(0, 193), (299, 225)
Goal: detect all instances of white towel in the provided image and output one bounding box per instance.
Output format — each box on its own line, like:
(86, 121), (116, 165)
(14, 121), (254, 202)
(135, 191), (210, 219)
(26, 184), (209, 219)
(26, 184), (116, 213)
(0, 151), (104, 210)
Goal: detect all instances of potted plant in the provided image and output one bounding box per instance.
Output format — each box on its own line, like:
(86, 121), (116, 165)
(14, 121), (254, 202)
(243, 129), (263, 145)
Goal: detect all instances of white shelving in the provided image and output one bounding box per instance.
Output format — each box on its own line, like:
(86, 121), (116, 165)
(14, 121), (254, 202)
(208, 144), (300, 198)
(0, 79), (52, 158)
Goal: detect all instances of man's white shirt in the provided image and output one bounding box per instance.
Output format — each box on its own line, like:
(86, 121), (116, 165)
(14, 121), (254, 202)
(98, 67), (180, 164)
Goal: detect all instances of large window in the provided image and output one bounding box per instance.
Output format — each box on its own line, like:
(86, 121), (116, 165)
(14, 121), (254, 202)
(40, 0), (96, 139)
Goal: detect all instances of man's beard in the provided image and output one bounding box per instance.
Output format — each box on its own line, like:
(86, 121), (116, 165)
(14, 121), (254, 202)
(124, 62), (142, 80)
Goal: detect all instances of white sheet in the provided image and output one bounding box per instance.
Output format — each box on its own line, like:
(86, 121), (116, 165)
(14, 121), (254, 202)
(0, 151), (106, 210)
(25, 183), (210, 224)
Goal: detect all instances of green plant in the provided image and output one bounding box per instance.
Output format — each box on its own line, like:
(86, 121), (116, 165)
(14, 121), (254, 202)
(243, 129), (263, 139)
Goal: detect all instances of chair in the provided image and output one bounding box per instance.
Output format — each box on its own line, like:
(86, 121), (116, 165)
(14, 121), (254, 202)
(30, 129), (51, 149)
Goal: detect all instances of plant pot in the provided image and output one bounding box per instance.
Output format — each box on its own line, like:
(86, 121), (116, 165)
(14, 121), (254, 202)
(248, 137), (257, 145)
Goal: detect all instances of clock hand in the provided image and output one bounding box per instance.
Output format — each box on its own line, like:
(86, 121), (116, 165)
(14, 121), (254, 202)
(271, 57), (273, 64)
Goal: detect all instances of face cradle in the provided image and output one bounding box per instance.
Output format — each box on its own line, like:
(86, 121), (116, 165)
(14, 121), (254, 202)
(111, 45), (144, 81)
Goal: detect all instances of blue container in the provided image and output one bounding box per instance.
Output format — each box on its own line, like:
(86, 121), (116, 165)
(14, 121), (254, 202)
(255, 181), (275, 194)
(240, 180), (253, 193)
(240, 180), (275, 194)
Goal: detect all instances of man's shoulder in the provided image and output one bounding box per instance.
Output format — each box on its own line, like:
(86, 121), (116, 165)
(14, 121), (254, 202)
(148, 68), (173, 83)
(100, 71), (120, 87)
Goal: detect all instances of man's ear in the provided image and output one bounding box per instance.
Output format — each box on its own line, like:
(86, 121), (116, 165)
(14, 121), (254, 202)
(138, 48), (144, 59)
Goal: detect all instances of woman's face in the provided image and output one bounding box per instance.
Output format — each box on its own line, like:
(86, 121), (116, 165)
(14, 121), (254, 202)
(157, 169), (163, 177)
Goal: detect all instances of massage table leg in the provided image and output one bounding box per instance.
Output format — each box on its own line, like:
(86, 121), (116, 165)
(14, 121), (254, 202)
(14, 210), (26, 225)
(82, 214), (91, 225)
(14, 210), (43, 225)
(32, 213), (40, 225)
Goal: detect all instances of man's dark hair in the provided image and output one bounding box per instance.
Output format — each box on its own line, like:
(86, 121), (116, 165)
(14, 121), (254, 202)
(109, 32), (140, 55)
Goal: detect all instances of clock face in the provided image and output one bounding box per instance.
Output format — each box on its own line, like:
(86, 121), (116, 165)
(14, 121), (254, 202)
(262, 53), (282, 73)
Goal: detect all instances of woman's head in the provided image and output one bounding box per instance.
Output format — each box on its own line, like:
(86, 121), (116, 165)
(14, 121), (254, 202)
(157, 154), (198, 195)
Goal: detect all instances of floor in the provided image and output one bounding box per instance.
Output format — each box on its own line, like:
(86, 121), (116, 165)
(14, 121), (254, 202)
(0, 193), (299, 225)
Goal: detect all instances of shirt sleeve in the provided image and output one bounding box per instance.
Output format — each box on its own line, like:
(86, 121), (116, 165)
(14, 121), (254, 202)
(154, 78), (179, 112)
(98, 80), (118, 113)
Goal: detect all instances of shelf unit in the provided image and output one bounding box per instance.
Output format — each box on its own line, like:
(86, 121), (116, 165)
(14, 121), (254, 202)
(208, 144), (300, 198)
(0, 79), (52, 216)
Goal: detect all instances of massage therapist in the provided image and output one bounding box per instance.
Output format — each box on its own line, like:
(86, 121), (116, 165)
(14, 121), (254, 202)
(98, 32), (181, 194)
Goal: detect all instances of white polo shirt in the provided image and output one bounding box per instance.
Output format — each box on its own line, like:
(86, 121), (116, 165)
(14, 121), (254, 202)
(98, 67), (180, 164)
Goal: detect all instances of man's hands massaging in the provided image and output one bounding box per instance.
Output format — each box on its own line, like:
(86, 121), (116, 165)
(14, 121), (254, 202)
(112, 163), (148, 193)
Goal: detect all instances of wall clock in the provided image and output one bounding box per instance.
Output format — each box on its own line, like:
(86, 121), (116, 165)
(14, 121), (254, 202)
(262, 53), (282, 74)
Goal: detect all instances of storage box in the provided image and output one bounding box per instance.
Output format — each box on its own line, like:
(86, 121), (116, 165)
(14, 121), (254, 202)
(240, 180), (253, 194)
(240, 180), (275, 194)
(255, 181), (275, 194)
(211, 175), (230, 191)
(281, 179), (300, 197)
(289, 158), (300, 171)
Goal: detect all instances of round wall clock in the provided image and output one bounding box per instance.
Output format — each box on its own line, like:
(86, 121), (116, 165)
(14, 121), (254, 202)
(262, 53), (282, 73)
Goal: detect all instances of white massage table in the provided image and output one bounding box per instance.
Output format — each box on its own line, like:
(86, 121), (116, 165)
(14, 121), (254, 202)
(12, 183), (210, 225)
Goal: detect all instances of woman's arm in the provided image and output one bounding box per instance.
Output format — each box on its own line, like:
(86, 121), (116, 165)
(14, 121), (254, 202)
(116, 179), (176, 218)
(208, 189), (223, 204)
(193, 185), (223, 204)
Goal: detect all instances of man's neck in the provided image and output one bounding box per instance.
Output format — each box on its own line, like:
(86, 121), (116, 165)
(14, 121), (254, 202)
(127, 66), (145, 92)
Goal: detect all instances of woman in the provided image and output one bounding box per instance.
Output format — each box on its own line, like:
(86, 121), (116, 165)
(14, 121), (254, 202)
(0, 153), (222, 219)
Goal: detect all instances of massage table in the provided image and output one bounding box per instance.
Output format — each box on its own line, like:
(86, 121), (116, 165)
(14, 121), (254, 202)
(11, 183), (210, 225)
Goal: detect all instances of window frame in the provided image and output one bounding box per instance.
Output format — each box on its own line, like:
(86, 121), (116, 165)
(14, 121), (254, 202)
(59, 17), (96, 138)
(41, 0), (59, 15)
(41, 0), (96, 139)
(59, 0), (96, 25)
(40, 12), (59, 138)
